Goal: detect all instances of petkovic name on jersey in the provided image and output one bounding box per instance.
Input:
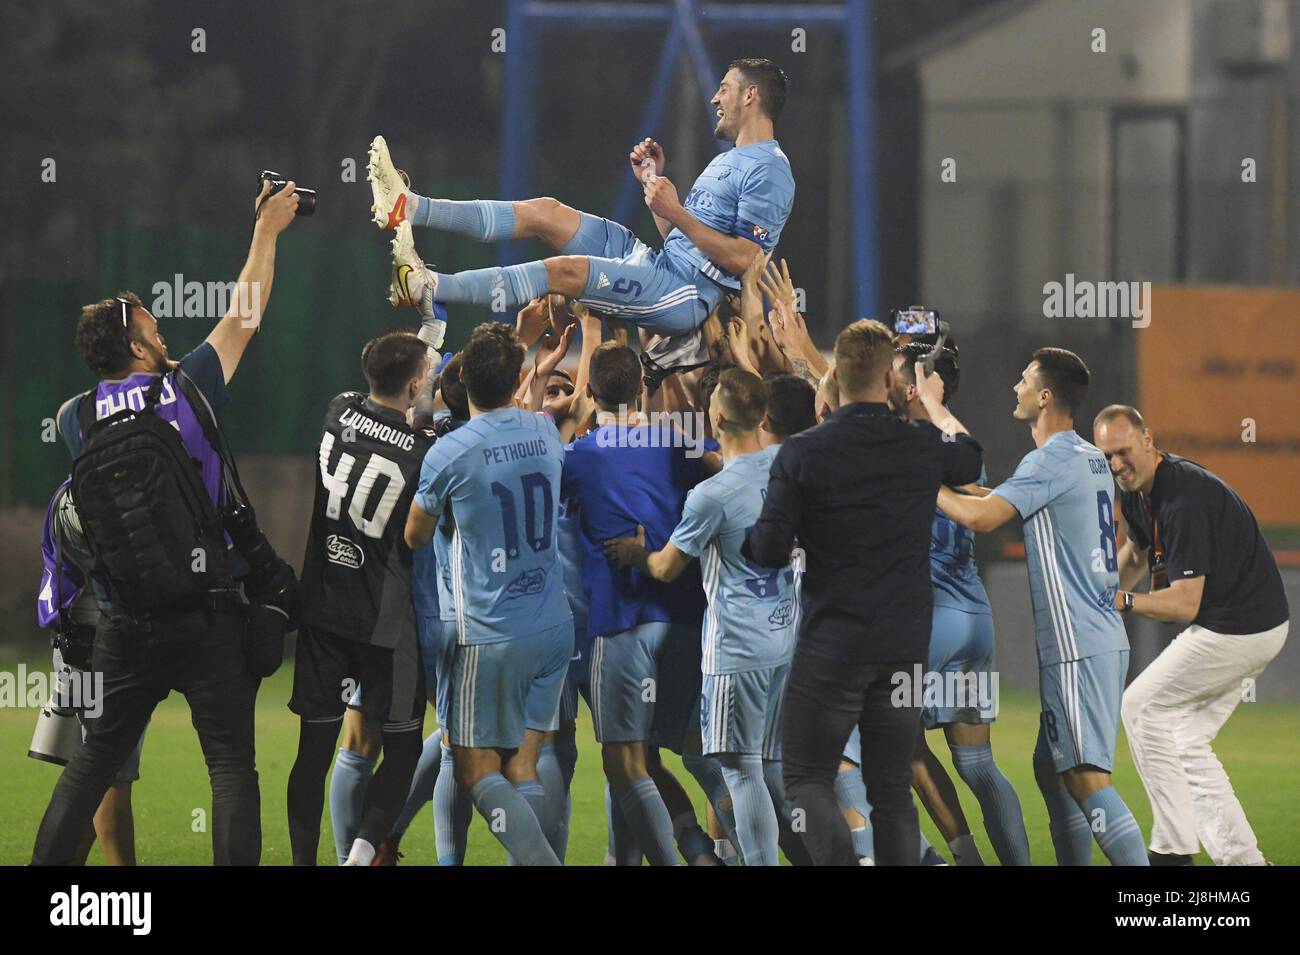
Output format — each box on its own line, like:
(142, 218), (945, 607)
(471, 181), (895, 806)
(338, 407), (416, 452)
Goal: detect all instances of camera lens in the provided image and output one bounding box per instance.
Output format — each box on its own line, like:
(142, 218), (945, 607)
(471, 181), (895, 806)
(294, 189), (317, 217)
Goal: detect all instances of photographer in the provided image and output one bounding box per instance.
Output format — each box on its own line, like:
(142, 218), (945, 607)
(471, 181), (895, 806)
(31, 181), (299, 866)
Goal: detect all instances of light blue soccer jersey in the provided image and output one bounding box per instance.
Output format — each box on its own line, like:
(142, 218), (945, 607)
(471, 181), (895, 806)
(415, 407), (570, 645)
(990, 430), (1129, 666)
(668, 445), (797, 675)
(931, 465), (992, 614)
(556, 490), (589, 628)
(662, 140), (795, 290)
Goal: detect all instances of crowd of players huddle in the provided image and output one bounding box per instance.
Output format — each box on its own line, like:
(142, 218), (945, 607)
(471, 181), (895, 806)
(30, 58), (1287, 867)
(271, 247), (1160, 866)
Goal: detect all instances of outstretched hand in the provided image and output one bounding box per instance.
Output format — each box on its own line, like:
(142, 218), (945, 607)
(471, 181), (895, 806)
(603, 524), (647, 567)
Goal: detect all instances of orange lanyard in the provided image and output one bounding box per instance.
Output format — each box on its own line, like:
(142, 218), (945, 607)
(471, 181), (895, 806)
(1139, 452), (1165, 562)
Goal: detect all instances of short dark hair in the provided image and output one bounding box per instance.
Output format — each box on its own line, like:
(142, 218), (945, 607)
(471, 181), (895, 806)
(699, 361), (737, 414)
(897, 342), (960, 403)
(361, 331), (428, 399)
(76, 291), (143, 378)
(1031, 347), (1091, 418)
(1094, 403), (1146, 432)
(439, 354), (470, 421)
(762, 373), (816, 438)
(589, 342), (642, 409)
(730, 58), (788, 121)
(460, 322), (525, 410)
(713, 368), (768, 432)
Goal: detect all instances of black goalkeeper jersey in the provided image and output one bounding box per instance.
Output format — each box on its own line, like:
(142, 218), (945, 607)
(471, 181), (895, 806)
(299, 392), (436, 647)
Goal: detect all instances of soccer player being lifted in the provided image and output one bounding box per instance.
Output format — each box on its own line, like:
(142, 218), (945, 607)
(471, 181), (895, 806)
(371, 58), (794, 339)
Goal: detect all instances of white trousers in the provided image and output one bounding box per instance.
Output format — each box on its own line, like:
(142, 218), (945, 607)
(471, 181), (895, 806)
(1121, 620), (1288, 865)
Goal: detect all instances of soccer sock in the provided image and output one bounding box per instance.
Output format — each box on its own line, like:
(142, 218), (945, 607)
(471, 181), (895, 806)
(535, 742), (567, 857)
(286, 718), (341, 866)
(507, 779), (548, 866)
(356, 728), (424, 848)
(719, 754), (781, 866)
(409, 197), (517, 242)
(1043, 784), (1094, 865)
(432, 262), (548, 309)
(433, 743), (471, 865)
(948, 832), (984, 866)
(763, 760), (813, 866)
(389, 728), (442, 840)
(1081, 786), (1150, 866)
(681, 751), (741, 850)
(328, 747), (376, 865)
(615, 776), (680, 866)
(672, 814), (716, 865)
(605, 783), (639, 865)
(469, 773), (560, 866)
(417, 287), (446, 351)
(553, 733), (579, 863)
(833, 766), (875, 863)
(950, 742), (1031, 865)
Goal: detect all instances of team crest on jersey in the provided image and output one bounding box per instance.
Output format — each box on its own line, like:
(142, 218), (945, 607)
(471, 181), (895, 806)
(506, 567), (546, 597)
(768, 599), (794, 629)
(750, 223), (769, 242)
(326, 534), (364, 569)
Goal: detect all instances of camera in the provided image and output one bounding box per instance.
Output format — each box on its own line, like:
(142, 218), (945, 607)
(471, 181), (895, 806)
(223, 501), (297, 617)
(258, 170), (316, 216)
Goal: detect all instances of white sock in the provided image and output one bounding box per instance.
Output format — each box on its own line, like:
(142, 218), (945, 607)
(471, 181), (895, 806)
(344, 837), (376, 866)
(949, 833), (984, 866)
(714, 838), (737, 862)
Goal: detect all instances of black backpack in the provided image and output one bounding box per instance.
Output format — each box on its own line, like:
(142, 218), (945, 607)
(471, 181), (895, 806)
(70, 376), (233, 614)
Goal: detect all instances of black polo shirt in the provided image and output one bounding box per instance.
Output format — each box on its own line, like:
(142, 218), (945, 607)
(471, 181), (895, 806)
(742, 401), (984, 663)
(1119, 451), (1289, 634)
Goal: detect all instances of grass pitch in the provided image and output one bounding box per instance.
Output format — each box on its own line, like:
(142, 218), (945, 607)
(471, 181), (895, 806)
(1, 657), (1295, 866)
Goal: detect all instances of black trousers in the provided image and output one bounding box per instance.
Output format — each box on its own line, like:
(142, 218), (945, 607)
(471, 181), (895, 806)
(32, 605), (261, 865)
(781, 642), (923, 866)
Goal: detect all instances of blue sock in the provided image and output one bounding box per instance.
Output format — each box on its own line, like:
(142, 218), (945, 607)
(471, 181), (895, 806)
(1081, 786), (1150, 866)
(470, 773), (559, 866)
(410, 197), (517, 241)
(1043, 784), (1094, 865)
(553, 734), (579, 863)
(950, 743), (1031, 866)
(682, 751), (741, 850)
(433, 261), (548, 310)
(535, 743), (566, 857)
(605, 783), (639, 865)
(433, 744), (471, 865)
(329, 748), (376, 865)
(508, 779), (548, 866)
(719, 754), (780, 866)
(834, 766), (875, 863)
(763, 760), (812, 866)
(390, 729), (442, 839)
(616, 776), (679, 866)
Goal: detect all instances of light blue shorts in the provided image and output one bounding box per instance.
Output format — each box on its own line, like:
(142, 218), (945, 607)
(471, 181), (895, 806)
(1034, 649), (1129, 774)
(922, 606), (997, 729)
(559, 611), (591, 723)
(590, 621), (702, 752)
(700, 663), (789, 758)
(446, 620), (574, 750)
(567, 213), (723, 336)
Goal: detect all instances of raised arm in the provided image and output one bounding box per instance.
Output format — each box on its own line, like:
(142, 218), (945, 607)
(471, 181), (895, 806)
(205, 181), (299, 383)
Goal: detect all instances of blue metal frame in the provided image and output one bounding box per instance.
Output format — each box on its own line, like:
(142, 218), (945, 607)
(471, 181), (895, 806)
(499, 0), (877, 320)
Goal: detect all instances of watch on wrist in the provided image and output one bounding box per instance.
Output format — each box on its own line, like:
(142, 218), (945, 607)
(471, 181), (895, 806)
(1120, 591), (1135, 613)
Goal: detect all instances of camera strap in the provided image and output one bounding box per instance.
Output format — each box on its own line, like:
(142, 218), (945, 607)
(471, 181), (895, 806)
(173, 367), (251, 513)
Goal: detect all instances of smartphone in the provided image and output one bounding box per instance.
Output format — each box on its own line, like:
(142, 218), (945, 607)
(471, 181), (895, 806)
(890, 307), (940, 336)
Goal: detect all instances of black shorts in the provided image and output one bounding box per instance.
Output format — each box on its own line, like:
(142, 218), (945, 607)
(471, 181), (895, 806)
(288, 626), (425, 729)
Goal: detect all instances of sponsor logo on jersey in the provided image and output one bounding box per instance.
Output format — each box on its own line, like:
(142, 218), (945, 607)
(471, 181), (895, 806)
(768, 600), (794, 629)
(326, 534), (365, 568)
(750, 223), (768, 242)
(506, 567), (546, 597)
